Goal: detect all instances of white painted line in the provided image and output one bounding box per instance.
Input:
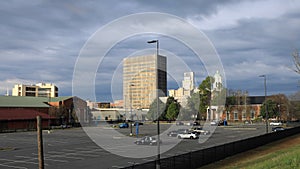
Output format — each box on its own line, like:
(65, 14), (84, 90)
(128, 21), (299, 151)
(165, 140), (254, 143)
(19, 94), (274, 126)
(0, 163), (27, 169)
(47, 151), (62, 154)
(78, 149), (103, 153)
(0, 159), (38, 165)
(17, 154), (68, 163)
(65, 153), (99, 157)
(61, 149), (77, 152)
(111, 165), (125, 168)
(46, 140), (68, 144)
(44, 158), (68, 163)
(15, 155), (37, 159)
(48, 155), (84, 160)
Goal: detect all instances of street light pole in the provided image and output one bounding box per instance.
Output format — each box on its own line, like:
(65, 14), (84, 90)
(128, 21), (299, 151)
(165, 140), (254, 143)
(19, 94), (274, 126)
(259, 75), (268, 133)
(130, 84), (134, 136)
(147, 39), (160, 169)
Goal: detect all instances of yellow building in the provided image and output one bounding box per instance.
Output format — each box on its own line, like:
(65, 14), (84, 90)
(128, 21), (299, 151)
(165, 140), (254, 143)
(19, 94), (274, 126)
(12, 83), (58, 97)
(123, 55), (167, 109)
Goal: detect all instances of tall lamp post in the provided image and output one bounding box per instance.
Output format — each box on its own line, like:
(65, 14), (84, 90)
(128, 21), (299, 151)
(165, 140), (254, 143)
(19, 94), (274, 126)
(259, 75), (268, 133)
(129, 84), (134, 136)
(147, 39), (160, 169)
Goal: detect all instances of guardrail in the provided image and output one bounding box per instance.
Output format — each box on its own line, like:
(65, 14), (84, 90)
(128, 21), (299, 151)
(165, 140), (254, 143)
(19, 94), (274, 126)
(122, 126), (300, 169)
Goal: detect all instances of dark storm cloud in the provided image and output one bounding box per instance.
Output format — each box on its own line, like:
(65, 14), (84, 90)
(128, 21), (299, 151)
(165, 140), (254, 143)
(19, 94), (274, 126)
(1, 0), (300, 100)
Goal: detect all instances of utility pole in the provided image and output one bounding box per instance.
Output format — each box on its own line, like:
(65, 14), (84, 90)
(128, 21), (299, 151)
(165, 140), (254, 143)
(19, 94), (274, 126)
(37, 116), (44, 169)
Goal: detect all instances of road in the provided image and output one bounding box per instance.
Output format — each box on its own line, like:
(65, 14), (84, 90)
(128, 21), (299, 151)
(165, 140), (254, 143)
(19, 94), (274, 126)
(0, 123), (269, 169)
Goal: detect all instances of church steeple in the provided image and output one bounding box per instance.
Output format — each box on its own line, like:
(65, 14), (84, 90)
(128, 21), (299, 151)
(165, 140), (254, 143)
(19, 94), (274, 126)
(213, 70), (222, 91)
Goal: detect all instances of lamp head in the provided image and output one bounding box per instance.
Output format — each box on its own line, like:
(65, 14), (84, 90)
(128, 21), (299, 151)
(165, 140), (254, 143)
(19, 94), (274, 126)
(147, 40), (158, 43)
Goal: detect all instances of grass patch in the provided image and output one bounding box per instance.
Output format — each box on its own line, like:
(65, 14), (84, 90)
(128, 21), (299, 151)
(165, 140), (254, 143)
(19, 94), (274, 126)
(200, 134), (300, 169)
(229, 145), (300, 169)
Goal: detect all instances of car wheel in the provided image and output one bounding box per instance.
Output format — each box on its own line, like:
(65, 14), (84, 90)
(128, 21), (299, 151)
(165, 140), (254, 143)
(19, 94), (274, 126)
(178, 136), (181, 139)
(136, 142), (140, 145)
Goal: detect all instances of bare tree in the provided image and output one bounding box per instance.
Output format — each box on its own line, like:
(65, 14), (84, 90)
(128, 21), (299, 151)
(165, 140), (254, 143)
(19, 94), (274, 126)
(292, 49), (300, 74)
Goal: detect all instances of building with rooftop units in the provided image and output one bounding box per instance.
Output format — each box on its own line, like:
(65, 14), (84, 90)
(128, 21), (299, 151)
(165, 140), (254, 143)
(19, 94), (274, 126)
(12, 83), (58, 97)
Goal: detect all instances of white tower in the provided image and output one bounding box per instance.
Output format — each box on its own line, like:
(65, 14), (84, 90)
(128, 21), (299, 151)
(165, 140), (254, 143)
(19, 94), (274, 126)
(213, 70), (222, 91)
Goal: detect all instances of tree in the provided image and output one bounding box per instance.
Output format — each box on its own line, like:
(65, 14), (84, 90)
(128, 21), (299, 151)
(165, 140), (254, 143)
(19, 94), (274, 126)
(260, 99), (279, 119)
(166, 102), (180, 120)
(146, 98), (165, 121)
(198, 76), (213, 119)
(147, 96), (181, 121)
(292, 49), (300, 74)
(186, 93), (200, 118)
(163, 97), (179, 120)
(177, 107), (196, 121)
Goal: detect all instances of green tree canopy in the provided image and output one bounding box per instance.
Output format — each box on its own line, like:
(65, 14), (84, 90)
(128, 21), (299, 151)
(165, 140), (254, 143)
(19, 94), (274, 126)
(198, 76), (213, 119)
(147, 96), (180, 121)
(260, 99), (279, 119)
(166, 102), (180, 120)
(146, 98), (165, 121)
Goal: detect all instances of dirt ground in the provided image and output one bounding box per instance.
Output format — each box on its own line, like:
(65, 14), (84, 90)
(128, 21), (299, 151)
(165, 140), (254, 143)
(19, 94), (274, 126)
(199, 133), (300, 169)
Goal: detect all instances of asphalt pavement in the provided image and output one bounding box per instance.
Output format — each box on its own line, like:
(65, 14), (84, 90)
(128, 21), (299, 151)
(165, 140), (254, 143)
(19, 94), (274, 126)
(0, 123), (268, 169)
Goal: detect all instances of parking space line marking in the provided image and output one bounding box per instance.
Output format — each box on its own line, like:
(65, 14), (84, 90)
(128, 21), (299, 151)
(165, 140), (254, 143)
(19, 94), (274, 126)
(65, 153), (99, 157)
(47, 155), (84, 160)
(61, 149), (77, 152)
(111, 165), (125, 168)
(0, 159), (38, 165)
(44, 158), (68, 163)
(0, 163), (27, 169)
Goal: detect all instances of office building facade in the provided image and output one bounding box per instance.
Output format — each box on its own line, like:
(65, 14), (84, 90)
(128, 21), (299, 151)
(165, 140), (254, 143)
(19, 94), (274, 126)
(123, 55), (167, 109)
(12, 83), (58, 97)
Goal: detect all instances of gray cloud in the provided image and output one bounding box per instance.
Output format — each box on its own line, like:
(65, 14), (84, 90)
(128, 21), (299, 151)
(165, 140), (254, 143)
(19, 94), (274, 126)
(1, 0), (300, 100)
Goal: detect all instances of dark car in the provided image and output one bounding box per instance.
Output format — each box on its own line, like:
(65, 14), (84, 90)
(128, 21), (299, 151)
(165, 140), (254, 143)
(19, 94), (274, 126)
(119, 123), (129, 128)
(272, 127), (285, 132)
(134, 136), (161, 145)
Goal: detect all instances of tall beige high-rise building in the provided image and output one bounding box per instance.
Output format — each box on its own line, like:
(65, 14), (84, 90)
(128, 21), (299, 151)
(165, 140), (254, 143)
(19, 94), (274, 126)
(12, 83), (58, 97)
(123, 55), (167, 109)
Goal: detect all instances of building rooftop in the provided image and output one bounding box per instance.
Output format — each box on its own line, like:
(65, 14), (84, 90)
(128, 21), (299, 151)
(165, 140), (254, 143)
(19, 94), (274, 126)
(0, 96), (49, 108)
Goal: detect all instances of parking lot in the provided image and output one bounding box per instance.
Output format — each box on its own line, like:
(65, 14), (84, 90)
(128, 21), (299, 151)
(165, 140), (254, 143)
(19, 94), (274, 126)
(0, 123), (268, 169)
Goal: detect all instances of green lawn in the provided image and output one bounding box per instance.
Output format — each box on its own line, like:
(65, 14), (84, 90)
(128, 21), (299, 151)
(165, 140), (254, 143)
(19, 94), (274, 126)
(229, 144), (300, 169)
(200, 134), (300, 169)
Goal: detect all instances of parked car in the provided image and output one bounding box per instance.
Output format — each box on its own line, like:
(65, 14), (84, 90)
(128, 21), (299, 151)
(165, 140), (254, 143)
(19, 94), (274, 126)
(177, 128), (190, 134)
(167, 130), (180, 137)
(177, 132), (199, 139)
(176, 121), (184, 125)
(272, 127), (285, 132)
(191, 127), (210, 135)
(210, 121), (218, 126)
(132, 122), (144, 126)
(119, 123), (129, 128)
(134, 136), (161, 145)
(270, 121), (282, 126)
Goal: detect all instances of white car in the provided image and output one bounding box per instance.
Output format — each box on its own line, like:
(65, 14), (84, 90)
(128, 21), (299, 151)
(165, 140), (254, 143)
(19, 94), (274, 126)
(210, 121), (218, 126)
(270, 121), (282, 126)
(177, 132), (199, 139)
(192, 127), (210, 135)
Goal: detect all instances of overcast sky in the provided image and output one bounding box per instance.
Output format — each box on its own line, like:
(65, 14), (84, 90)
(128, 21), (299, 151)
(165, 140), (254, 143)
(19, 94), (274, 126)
(1, 0), (300, 102)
